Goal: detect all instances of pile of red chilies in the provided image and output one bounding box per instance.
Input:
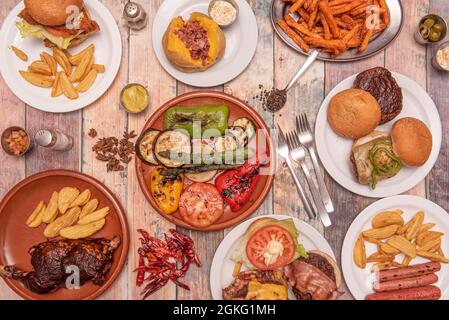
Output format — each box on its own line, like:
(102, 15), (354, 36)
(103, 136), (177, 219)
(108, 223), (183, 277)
(135, 229), (201, 299)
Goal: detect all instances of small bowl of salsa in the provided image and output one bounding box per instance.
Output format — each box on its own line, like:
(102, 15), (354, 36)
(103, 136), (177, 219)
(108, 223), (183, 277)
(1, 126), (31, 156)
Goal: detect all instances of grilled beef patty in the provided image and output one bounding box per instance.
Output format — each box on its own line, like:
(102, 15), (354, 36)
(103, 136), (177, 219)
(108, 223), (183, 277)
(354, 67), (402, 125)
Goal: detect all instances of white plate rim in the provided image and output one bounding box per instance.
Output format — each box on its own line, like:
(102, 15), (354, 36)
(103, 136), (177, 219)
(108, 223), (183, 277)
(314, 72), (442, 198)
(0, 0), (122, 113)
(151, 0), (258, 87)
(210, 214), (335, 300)
(341, 195), (449, 300)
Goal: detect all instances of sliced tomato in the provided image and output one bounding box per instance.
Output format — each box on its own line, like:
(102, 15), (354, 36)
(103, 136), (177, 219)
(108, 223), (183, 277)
(178, 183), (224, 228)
(246, 225), (295, 270)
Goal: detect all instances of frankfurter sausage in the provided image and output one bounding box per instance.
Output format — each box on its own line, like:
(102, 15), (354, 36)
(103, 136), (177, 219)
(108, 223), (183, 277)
(373, 273), (438, 292)
(377, 262), (441, 282)
(366, 285), (441, 300)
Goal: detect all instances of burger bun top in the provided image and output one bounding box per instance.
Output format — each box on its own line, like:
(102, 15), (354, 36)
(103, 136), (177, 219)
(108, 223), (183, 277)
(25, 0), (84, 27)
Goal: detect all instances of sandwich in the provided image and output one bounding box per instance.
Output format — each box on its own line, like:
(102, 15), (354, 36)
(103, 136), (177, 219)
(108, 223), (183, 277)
(16, 0), (100, 50)
(351, 131), (402, 189)
(284, 250), (343, 300)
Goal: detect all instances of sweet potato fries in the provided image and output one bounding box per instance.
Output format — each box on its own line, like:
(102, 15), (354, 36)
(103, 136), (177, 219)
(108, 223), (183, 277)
(277, 0), (390, 57)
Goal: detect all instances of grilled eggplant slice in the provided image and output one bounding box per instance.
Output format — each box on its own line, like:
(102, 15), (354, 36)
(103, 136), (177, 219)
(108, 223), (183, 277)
(154, 130), (191, 168)
(135, 128), (160, 165)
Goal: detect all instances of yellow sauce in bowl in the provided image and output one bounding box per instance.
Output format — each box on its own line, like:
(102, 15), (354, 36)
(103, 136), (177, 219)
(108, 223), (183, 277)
(120, 84), (149, 113)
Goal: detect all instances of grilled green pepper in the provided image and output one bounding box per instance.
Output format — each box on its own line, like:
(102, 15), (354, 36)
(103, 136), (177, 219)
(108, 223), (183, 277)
(368, 140), (402, 189)
(163, 105), (229, 136)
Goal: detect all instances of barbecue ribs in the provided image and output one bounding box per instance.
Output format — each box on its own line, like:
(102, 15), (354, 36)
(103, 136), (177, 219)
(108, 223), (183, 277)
(0, 236), (120, 294)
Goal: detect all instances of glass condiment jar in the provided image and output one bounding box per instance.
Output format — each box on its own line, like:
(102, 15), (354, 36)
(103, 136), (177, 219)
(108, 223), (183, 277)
(432, 41), (449, 72)
(119, 83), (149, 114)
(34, 129), (74, 151)
(415, 14), (447, 45)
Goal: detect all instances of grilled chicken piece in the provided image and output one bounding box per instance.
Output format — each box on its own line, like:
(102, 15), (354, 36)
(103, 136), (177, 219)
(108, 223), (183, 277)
(0, 237), (120, 294)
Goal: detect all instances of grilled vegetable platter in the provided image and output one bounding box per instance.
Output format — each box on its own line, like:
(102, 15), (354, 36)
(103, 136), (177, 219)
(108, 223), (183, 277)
(135, 91), (274, 231)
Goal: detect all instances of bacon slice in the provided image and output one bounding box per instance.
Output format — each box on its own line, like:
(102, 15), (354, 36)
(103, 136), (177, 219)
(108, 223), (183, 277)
(284, 260), (342, 300)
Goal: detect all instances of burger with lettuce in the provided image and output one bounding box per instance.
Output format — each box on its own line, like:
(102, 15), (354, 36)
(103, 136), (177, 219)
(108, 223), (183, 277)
(16, 0), (100, 50)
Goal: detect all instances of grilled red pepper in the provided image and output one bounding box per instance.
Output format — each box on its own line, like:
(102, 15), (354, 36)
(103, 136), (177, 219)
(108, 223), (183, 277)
(215, 160), (260, 212)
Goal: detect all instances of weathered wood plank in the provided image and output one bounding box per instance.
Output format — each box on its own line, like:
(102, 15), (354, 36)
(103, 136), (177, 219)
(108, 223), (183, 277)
(0, 0), (26, 300)
(427, 0), (449, 212)
(81, 0), (129, 300)
(385, 0), (428, 197)
(126, 0), (178, 300)
(324, 52), (385, 300)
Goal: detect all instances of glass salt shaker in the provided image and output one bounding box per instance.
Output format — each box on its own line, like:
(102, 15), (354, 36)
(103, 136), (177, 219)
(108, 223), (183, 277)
(34, 129), (74, 151)
(123, 2), (148, 30)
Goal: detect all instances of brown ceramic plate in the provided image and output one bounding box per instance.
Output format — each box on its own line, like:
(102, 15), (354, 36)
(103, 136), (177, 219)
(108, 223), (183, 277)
(0, 170), (129, 300)
(136, 91), (274, 231)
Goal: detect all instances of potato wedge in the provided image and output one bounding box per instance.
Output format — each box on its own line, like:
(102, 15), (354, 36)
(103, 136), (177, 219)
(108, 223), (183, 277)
(396, 219), (412, 235)
(419, 238), (441, 252)
(11, 46), (28, 61)
(405, 211), (425, 240)
(354, 234), (366, 268)
(367, 252), (395, 263)
(372, 211), (404, 228)
(42, 191), (59, 223)
(69, 44), (94, 66)
(77, 206), (109, 225)
(19, 70), (53, 88)
(362, 225), (399, 240)
(29, 60), (52, 76)
(80, 198), (99, 219)
(69, 48), (93, 82)
(26, 201), (46, 228)
(60, 218), (105, 239)
(417, 250), (449, 263)
(53, 48), (72, 75)
(416, 231), (443, 247)
(60, 71), (78, 99)
(387, 236), (416, 258)
(58, 187), (80, 214)
(76, 69), (97, 93)
(41, 52), (57, 76)
(79, 54), (94, 81)
(378, 242), (401, 255)
(44, 206), (80, 238)
(401, 255), (412, 267)
(69, 189), (91, 208)
(92, 64), (105, 73)
(370, 261), (402, 272)
(417, 223), (436, 235)
(51, 71), (62, 97)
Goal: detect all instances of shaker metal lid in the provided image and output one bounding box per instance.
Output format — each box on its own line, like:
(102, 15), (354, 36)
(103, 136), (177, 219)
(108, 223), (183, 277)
(124, 2), (140, 19)
(34, 129), (52, 146)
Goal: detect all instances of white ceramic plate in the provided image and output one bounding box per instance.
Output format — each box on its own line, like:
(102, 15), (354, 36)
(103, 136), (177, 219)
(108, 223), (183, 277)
(315, 72), (442, 198)
(0, 0), (122, 113)
(341, 195), (449, 300)
(152, 0), (258, 87)
(210, 214), (335, 300)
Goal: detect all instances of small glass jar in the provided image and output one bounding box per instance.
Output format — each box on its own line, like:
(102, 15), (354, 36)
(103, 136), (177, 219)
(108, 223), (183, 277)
(432, 41), (449, 72)
(414, 14), (447, 45)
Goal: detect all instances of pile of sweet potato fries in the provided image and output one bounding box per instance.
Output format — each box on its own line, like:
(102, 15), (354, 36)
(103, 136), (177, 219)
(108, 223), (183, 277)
(277, 0), (390, 57)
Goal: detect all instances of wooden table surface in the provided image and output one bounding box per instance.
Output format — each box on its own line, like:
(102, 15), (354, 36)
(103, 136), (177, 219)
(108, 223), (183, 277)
(0, 0), (448, 300)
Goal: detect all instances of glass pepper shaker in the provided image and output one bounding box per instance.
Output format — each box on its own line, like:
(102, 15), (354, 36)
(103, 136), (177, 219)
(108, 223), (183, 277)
(34, 129), (74, 151)
(123, 2), (148, 30)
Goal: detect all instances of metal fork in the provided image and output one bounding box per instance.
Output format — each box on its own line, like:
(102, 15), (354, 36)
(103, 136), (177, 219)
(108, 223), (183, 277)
(286, 132), (332, 227)
(276, 126), (316, 220)
(296, 114), (334, 213)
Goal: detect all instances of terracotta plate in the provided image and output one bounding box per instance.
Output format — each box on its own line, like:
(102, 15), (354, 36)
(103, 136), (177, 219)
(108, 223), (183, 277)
(0, 170), (129, 300)
(135, 91), (274, 231)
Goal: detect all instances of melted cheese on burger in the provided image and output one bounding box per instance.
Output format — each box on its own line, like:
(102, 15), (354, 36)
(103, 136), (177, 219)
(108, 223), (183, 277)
(245, 280), (288, 300)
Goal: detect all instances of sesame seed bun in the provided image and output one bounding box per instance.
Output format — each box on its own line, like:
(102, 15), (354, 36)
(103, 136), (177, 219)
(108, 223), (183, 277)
(391, 118), (432, 167)
(24, 0), (84, 27)
(327, 89), (381, 139)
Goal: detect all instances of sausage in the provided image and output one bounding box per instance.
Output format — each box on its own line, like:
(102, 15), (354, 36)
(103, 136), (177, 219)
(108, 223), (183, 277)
(377, 262), (441, 282)
(366, 285), (441, 300)
(373, 273), (438, 293)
